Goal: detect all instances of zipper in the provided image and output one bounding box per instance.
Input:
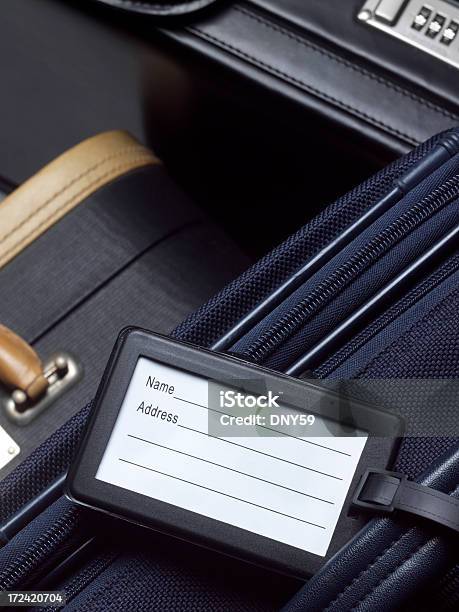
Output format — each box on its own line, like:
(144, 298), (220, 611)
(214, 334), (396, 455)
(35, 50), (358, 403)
(315, 252), (459, 378)
(37, 548), (118, 607)
(243, 175), (459, 365)
(0, 502), (82, 591)
(213, 131), (459, 353)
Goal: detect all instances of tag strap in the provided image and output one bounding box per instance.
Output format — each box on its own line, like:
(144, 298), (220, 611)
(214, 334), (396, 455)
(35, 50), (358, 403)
(353, 469), (459, 533)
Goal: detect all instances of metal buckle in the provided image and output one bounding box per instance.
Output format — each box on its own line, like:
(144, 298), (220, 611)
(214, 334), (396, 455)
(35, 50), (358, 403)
(2, 353), (82, 425)
(352, 468), (407, 513)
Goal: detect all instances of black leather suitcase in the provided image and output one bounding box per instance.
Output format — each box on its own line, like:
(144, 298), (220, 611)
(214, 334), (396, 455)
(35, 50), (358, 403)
(89, 0), (459, 156)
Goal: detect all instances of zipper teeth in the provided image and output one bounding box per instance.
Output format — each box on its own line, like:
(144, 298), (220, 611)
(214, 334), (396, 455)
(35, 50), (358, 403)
(0, 506), (81, 591)
(316, 254), (459, 377)
(244, 175), (459, 364)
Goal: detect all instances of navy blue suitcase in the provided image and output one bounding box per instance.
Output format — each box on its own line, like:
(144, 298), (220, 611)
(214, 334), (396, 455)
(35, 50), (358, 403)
(1, 128), (459, 611)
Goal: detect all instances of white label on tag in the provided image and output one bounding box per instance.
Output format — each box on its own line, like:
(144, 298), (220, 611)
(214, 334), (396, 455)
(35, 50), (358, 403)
(0, 425), (20, 471)
(96, 358), (367, 557)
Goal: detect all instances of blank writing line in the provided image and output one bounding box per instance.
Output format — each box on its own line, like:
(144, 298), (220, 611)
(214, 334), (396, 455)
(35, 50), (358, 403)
(174, 395), (351, 457)
(177, 423), (342, 480)
(119, 458), (326, 529)
(128, 434), (334, 504)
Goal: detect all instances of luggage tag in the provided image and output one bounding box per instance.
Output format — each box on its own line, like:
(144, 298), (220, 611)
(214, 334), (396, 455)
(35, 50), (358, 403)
(66, 329), (402, 578)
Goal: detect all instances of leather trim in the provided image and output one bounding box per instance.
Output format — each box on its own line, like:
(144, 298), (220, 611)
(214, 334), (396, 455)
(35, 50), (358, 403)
(250, 0), (459, 110)
(163, 2), (459, 152)
(0, 131), (159, 269)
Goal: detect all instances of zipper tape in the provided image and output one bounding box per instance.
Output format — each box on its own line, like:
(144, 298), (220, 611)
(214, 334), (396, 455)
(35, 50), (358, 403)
(213, 134), (459, 353)
(245, 173), (459, 366)
(0, 474), (65, 543)
(287, 222), (459, 375)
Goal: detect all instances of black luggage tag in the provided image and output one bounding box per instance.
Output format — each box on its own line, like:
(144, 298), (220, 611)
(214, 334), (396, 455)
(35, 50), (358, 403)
(66, 328), (402, 578)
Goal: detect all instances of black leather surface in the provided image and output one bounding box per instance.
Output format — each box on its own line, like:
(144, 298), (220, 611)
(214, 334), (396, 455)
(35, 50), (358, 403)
(162, 1), (459, 153)
(252, 0), (459, 108)
(0, 165), (249, 479)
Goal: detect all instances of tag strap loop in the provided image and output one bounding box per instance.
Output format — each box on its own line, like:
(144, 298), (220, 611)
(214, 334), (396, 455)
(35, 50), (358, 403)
(353, 469), (459, 533)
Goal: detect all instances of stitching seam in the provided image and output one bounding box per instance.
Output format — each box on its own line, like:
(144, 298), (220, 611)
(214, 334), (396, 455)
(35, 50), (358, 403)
(0, 155), (153, 266)
(349, 540), (429, 611)
(188, 26), (419, 145)
(0, 146), (152, 244)
(405, 482), (459, 509)
(234, 5), (457, 122)
(398, 501), (459, 528)
(324, 483), (459, 610)
(323, 528), (416, 611)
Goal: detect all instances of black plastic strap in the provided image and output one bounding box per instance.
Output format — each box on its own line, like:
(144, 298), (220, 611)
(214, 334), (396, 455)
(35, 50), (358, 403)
(353, 469), (459, 533)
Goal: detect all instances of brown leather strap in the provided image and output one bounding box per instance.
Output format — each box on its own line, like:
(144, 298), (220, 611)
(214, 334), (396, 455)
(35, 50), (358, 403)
(0, 130), (160, 269)
(0, 325), (48, 401)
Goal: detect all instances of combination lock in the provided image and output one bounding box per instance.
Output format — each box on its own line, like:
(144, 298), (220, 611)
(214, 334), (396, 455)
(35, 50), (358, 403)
(359, 0), (459, 69)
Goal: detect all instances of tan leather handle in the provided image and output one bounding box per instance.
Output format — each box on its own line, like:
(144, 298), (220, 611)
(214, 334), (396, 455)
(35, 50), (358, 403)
(0, 325), (48, 401)
(0, 130), (160, 269)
